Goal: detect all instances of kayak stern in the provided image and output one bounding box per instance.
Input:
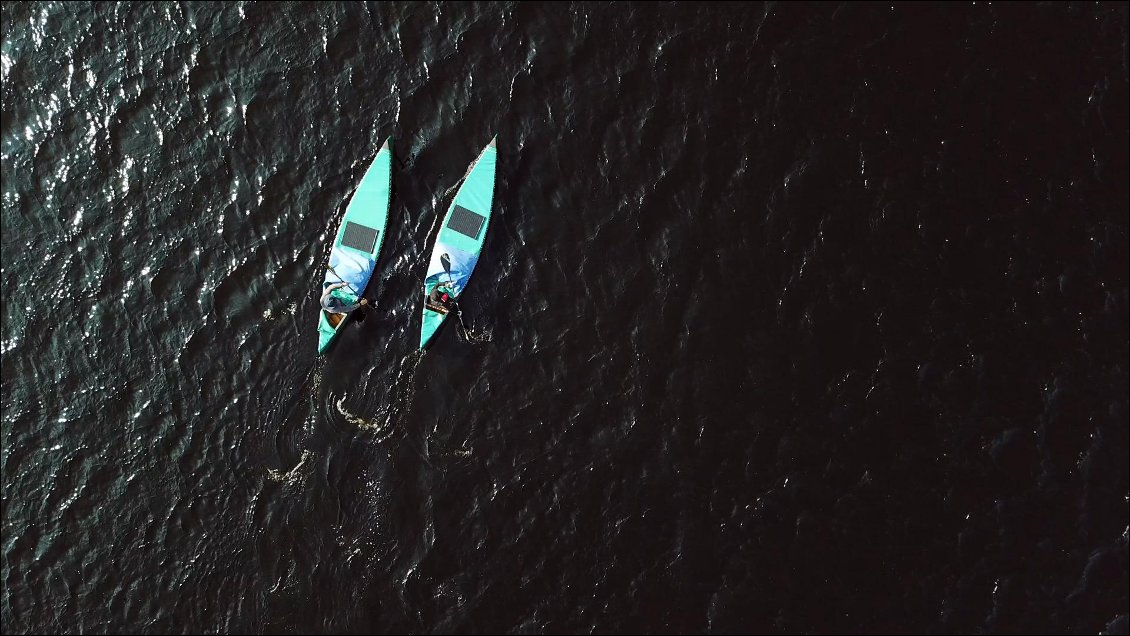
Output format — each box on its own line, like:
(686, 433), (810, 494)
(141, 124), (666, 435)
(317, 311), (346, 355)
(419, 307), (448, 350)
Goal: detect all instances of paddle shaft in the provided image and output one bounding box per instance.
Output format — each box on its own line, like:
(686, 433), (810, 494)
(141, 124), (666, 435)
(327, 264), (363, 298)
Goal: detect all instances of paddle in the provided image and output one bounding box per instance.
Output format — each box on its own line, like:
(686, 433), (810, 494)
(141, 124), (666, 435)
(326, 263), (361, 297)
(440, 253), (453, 279)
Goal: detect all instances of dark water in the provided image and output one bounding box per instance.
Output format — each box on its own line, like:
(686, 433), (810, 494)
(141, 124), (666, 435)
(2, 2), (1128, 633)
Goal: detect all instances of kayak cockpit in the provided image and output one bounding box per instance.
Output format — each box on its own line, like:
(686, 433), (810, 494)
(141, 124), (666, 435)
(325, 311), (344, 329)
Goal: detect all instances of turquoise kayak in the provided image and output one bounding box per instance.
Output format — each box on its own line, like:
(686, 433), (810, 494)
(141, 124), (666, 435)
(419, 137), (497, 349)
(316, 138), (393, 355)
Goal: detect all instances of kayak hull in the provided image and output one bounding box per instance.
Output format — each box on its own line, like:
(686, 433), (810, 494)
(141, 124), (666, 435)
(316, 138), (393, 356)
(419, 138), (497, 349)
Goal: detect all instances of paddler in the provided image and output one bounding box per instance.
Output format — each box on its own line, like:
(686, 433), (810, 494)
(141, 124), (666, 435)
(427, 285), (455, 313)
(320, 281), (370, 318)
